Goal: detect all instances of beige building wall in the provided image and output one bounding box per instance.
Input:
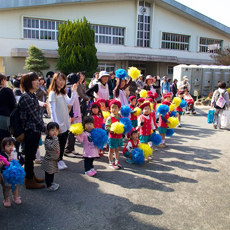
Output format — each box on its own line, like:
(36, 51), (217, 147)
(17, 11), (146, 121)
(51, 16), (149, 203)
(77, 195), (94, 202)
(0, 57), (5, 74)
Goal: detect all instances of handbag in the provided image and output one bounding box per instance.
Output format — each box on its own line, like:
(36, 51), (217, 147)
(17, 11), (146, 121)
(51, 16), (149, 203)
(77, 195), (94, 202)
(214, 91), (226, 109)
(221, 110), (230, 129)
(207, 109), (214, 124)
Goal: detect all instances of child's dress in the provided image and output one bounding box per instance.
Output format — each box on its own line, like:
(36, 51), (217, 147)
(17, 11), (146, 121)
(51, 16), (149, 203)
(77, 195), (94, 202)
(41, 136), (60, 174)
(93, 115), (104, 129)
(129, 105), (138, 127)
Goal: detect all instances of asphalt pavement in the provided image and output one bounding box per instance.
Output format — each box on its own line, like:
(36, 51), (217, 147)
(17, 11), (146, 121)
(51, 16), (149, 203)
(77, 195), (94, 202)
(1, 107), (230, 230)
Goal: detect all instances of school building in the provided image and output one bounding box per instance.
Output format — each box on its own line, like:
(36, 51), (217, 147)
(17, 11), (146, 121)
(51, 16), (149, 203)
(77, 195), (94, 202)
(0, 0), (230, 78)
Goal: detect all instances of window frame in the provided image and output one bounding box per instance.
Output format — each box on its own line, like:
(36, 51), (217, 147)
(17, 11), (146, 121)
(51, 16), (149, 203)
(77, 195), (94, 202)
(198, 36), (223, 53)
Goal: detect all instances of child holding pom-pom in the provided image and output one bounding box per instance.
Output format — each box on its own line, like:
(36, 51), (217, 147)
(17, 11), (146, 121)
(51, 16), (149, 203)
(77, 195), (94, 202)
(0, 137), (23, 207)
(129, 96), (138, 128)
(105, 100), (123, 169)
(175, 91), (184, 127)
(75, 116), (99, 176)
(123, 129), (139, 164)
(41, 122), (60, 191)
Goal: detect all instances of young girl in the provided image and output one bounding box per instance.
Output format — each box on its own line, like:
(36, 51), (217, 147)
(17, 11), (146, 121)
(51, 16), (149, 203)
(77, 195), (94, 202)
(75, 116), (99, 176)
(105, 100), (123, 169)
(41, 122), (60, 191)
(129, 96), (138, 128)
(123, 129), (139, 164)
(0, 137), (23, 207)
(48, 72), (77, 170)
(175, 91), (184, 127)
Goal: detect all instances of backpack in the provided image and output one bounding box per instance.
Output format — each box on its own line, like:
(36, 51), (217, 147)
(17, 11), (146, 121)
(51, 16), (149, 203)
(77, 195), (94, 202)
(10, 97), (25, 143)
(214, 90), (226, 109)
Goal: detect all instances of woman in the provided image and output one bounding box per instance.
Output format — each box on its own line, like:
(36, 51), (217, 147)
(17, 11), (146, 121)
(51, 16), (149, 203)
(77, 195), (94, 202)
(77, 72), (90, 117)
(89, 72), (99, 88)
(172, 79), (178, 97)
(6, 76), (13, 89)
(161, 76), (171, 96)
(36, 77), (47, 118)
(211, 81), (229, 129)
(48, 72), (77, 170)
(86, 71), (110, 101)
(108, 71), (117, 98)
(143, 75), (159, 94)
(0, 74), (15, 151)
(136, 75), (144, 92)
(19, 72), (46, 189)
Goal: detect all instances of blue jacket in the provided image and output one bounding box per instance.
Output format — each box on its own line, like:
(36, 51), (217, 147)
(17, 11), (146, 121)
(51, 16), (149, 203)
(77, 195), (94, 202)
(161, 82), (171, 94)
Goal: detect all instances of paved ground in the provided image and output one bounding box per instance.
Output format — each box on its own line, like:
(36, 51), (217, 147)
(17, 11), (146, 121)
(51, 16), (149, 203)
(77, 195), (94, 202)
(1, 107), (230, 230)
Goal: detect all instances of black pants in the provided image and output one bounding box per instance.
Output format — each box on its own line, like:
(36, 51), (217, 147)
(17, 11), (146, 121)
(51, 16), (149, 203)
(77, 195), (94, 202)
(84, 157), (94, 172)
(24, 131), (40, 180)
(64, 131), (75, 153)
(0, 129), (11, 152)
(58, 131), (68, 160)
(45, 172), (54, 187)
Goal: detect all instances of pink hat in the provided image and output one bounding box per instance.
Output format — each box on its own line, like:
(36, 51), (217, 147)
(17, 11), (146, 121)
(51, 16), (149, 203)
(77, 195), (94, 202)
(145, 75), (154, 83)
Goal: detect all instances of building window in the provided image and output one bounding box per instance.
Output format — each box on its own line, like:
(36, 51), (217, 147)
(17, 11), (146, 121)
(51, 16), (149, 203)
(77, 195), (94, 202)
(97, 63), (115, 72)
(168, 66), (174, 75)
(199, 37), (223, 53)
(92, 25), (124, 45)
(23, 17), (65, 40)
(137, 1), (151, 48)
(161, 33), (190, 51)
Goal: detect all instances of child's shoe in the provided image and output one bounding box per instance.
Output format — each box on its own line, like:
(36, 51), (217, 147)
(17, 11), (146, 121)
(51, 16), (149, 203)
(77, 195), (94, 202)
(159, 143), (166, 148)
(109, 163), (119, 170)
(51, 182), (60, 189)
(126, 158), (134, 164)
(47, 184), (59, 191)
(91, 169), (97, 175)
(85, 170), (96, 176)
(115, 160), (122, 168)
(12, 196), (21, 205)
(61, 160), (68, 169)
(99, 150), (104, 157)
(58, 161), (64, 170)
(3, 198), (11, 207)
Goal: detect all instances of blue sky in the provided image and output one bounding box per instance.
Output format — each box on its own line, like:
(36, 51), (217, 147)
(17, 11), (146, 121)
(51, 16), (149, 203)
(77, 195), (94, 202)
(176, 0), (230, 27)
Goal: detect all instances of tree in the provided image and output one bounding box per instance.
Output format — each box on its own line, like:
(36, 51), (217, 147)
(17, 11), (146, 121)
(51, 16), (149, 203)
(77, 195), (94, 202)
(210, 46), (230, 65)
(57, 17), (98, 76)
(24, 45), (50, 76)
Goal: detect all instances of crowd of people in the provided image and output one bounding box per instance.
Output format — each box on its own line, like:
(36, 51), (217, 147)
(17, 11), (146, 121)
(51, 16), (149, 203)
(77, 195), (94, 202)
(0, 69), (228, 208)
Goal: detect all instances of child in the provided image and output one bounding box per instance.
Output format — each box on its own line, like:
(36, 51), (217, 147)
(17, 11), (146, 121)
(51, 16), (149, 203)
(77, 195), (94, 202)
(129, 96), (138, 128)
(137, 98), (145, 107)
(41, 122), (60, 191)
(163, 93), (172, 104)
(123, 129), (139, 164)
(75, 116), (99, 176)
(105, 100), (123, 169)
(158, 101), (170, 148)
(0, 137), (23, 207)
(97, 98), (107, 112)
(90, 102), (105, 156)
(175, 91), (184, 127)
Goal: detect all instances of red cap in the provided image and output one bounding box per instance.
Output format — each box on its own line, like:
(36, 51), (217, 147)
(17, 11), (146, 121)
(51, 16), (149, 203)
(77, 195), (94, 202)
(147, 91), (153, 96)
(129, 95), (136, 101)
(139, 101), (151, 110)
(97, 98), (106, 104)
(153, 92), (158, 99)
(137, 98), (145, 104)
(109, 99), (121, 108)
(91, 102), (101, 109)
(162, 101), (171, 106)
(163, 93), (172, 99)
(127, 127), (137, 138)
(177, 90), (184, 95)
(146, 98), (153, 103)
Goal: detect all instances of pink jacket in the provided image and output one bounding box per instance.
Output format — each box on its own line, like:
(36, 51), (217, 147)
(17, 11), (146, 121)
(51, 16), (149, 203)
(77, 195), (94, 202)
(75, 131), (99, 158)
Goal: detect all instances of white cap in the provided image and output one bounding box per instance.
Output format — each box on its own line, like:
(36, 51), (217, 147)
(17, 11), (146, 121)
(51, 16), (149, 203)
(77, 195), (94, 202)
(99, 71), (109, 79)
(183, 76), (188, 80)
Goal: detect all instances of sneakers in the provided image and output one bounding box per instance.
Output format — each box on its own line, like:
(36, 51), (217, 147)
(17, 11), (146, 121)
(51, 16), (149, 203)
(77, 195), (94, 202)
(85, 170), (96, 176)
(12, 196), (21, 205)
(3, 198), (11, 208)
(115, 161), (122, 168)
(126, 158), (134, 164)
(64, 153), (77, 158)
(58, 160), (67, 170)
(51, 182), (60, 190)
(91, 169), (97, 175)
(47, 184), (59, 191)
(109, 162), (120, 170)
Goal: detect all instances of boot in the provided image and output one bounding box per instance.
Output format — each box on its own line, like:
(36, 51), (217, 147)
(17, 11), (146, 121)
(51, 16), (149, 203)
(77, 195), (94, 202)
(33, 175), (45, 183)
(25, 178), (45, 189)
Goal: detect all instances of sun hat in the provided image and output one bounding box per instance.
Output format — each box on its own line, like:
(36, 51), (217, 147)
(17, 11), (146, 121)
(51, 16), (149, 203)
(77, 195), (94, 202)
(98, 71), (110, 80)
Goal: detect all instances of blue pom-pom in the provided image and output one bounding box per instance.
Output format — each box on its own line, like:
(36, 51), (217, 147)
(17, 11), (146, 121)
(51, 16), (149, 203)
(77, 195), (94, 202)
(2, 159), (26, 191)
(166, 129), (174, 137)
(91, 128), (108, 149)
(150, 133), (162, 146)
(102, 123), (105, 130)
(115, 69), (127, 79)
(170, 111), (177, 117)
(120, 118), (132, 133)
(132, 148), (145, 165)
(157, 104), (169, 116)
(120, 105), (131, 118)
(180, 99), (187, 108)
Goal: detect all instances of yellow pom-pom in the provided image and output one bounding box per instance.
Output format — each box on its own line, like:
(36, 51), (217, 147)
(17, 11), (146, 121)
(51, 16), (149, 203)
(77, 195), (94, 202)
(168, 117), (179, 129)
(102, 111), (110, 118)
(139, 143), (153, 159)
(151, 130), (153, 134)
(150, 102), (153, 111)
(69, 123), (84, 135)
(139, 89), (147, 98)
(128, 67), (141, 80)
(133, 107), (142, 116)
(169, 104), (176, 112)
(173, 97), (181, 107)
(111, 122), (124, 134)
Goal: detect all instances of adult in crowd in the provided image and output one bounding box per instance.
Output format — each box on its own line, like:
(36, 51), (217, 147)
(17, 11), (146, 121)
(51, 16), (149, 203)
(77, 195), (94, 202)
(136, 74), (144, 92)
(36, 77), (47, 118)
(19, 72), (46, 189)
(49, 72), (77, 170)
(161, 76), (171, 96)
(13, 79), (22, 103)
(108, 71), (117, 99)
(46, 71), (54, 89)
(86, 71), (110, 101)
(184, 88), (196, 114)
(0, 74), (15, 152)
(172, 79), (178, 97)
(6, 76), (13, 89)
(211, 81), (229, 129)
(144, 75), (160, 94)
(77, 72), (90, 117)
(89, 72), (99, 88)
(179, 76), (190, 91)
(129, 79), (138, 96)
